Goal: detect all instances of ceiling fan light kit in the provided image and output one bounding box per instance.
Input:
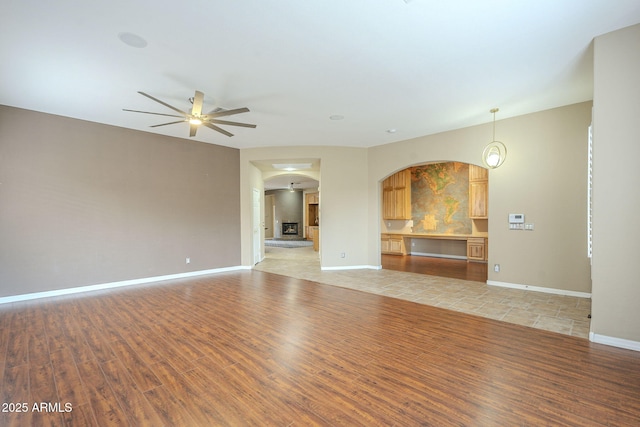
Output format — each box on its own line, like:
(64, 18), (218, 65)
(123, 90), (256, 138)
(482, 108), (507, 169)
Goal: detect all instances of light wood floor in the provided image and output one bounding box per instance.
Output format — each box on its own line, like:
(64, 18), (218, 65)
(1, 270), (639, 425)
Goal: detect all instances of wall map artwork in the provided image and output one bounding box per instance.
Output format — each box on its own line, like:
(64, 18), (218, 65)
(411, 162), (471, 235)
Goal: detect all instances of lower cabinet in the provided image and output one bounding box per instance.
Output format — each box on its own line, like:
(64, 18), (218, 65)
(381, 234), (406, 255)
(466, 237), (487, 262)
(308, 226), (319, 251)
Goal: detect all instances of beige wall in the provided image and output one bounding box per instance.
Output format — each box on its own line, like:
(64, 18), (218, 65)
(369, 102), (592, 294)
(592, 24), (640, 343)
(0, 106), (241, 298)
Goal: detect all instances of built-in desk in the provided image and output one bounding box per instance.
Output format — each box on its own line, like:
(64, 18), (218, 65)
(381, 233), (487, 262)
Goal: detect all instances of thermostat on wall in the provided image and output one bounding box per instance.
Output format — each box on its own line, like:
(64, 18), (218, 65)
(509, 213), (525, 223)
(509, 213), (525, 230)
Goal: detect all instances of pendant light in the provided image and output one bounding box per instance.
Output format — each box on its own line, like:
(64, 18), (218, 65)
(482, 108), (507, 169)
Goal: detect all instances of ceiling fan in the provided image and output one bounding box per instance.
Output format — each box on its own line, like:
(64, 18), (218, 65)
(123, 90), (256, 137)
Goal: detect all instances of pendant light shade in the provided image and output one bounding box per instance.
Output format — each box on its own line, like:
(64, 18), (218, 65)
(483, 141), (507, 168)
(482, 108), (507, 169)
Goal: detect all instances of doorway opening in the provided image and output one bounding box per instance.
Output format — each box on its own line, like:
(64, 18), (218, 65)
(381, 161), (488, 282)
(258, 159), (320, 261)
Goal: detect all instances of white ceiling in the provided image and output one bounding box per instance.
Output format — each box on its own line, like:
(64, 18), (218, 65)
(2, 1), (639, 150)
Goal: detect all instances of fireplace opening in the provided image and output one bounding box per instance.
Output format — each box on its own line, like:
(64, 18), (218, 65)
(282, 222), (298, 235)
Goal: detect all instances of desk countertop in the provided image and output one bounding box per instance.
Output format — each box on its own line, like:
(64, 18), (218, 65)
(381, 233), (486, 240)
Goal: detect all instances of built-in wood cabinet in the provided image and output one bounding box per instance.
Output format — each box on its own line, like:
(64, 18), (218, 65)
(307, 193), (319, 204)
(469, 165), (488, 219)
(382, 169), (412, 220)
(312, 227), (319, 251)
(305, 192), (319, 241)
(466, 237), (487, 262)
(381, 234), (406, 255)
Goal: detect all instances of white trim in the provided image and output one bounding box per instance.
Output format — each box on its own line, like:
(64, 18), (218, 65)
(410, 251), (467, 260)
(487, 280), (591, 298)
(0, 266), (247, 305)
(321, 265), (381, 271)
(590, 332), (640, 352)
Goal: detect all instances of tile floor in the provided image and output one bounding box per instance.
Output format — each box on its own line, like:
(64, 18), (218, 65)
(254, 246), (592, 338)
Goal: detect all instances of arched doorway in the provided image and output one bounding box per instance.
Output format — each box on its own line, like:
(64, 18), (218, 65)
(380, 161), (488, 282)
(250, 159), (321, 262)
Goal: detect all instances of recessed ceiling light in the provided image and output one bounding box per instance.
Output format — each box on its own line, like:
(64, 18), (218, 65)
(329, 115), (344, 120)
(272, 163), (312, 171)
(118, 32), (148, 48)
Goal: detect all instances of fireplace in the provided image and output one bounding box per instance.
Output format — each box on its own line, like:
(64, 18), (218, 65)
(282, 222), (299, 235)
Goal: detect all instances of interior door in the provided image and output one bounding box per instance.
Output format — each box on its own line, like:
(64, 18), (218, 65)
(252, 188), (261, 265)
(264, 194), (275, 239)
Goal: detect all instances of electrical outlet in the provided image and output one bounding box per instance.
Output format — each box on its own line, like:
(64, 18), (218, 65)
(494, 264), (500, 273)
(186, 257), (190, 264)
(340, 252), (346, 258)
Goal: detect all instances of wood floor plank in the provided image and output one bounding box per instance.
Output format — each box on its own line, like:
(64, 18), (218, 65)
(133, 322), (196, 373)
(151, 360), (234, 425)
(143, 384), (199, 427)
(29, 361), (59, 405)
(62, 403), (98, 427)
(107, 338), (162, 392)
(100, 358), (165, 426)
(4, 330), (28, 368)
(72, 309), (117, 364)
(181, 366), (261, 425)
(74, 358), (129, 426)
(50, 348), (89, 407)
(27, 327), (51, 367)
(0, 327), (9, 365)
(42, 312), (67, 355)
(1, 364), (32, 427)
(196, 354), (329, 426)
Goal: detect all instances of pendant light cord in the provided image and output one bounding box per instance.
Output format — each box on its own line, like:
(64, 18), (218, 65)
(490, 108), (499, 141)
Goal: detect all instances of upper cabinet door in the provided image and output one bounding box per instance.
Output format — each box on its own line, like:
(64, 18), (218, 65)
(382, 170), (412, 220)
(469, 164), (488, 219)
(469, 164), (488, 182)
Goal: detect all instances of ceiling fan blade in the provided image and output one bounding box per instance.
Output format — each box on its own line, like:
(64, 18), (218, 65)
(189, 123), (198, 137)
(205, 107), (250, 118)
(149, 120), (186, 128)
(123, 109), (184, 118)
(203, 122), (234, 137)
(210, 119), (257, 128)
(191, 91), (204, 116)
(206, 107), (224, 115)
(138, 91), (188, 116)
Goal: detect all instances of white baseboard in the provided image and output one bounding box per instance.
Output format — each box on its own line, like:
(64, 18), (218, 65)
(487, 280), (591, 298)
(410, 251), (467, 260)
(0, 266), (248, 305)
(321, 265), (381, 271)
(590, 332), (640, 352)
